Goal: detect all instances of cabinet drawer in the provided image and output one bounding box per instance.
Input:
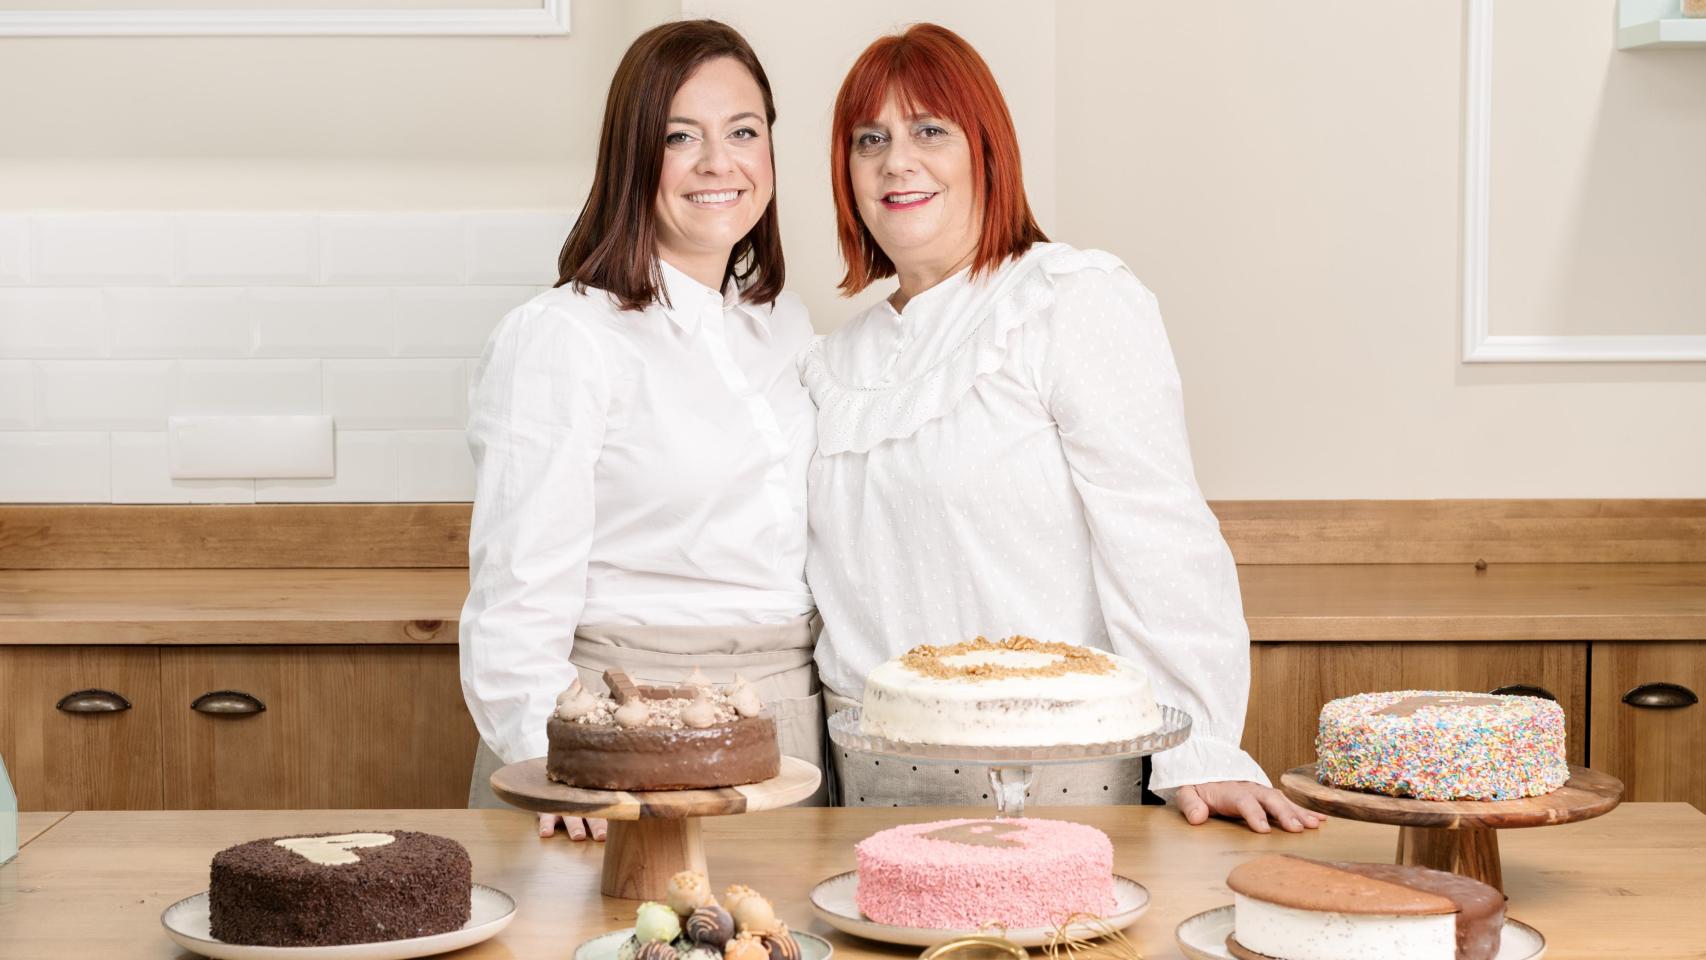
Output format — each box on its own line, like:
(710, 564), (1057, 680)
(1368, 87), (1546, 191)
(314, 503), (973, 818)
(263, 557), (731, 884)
(159, 645), (478, 810)
(1244, 641), (1588, 785)
(0, 646), (163, 810)
(1590, 642), (1705, 811)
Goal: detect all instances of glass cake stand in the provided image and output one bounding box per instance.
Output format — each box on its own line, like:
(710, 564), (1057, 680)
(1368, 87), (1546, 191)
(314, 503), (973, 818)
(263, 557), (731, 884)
(827, 706), (1192, 817)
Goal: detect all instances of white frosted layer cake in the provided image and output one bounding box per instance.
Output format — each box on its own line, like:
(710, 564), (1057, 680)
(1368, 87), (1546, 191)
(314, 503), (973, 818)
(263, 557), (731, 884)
(858, 636), (1160, 747)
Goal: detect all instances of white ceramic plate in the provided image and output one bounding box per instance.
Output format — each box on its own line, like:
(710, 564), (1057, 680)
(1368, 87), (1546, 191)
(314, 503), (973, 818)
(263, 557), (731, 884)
(161, 884), (516, 960)
(573, 928), (834, 960)
(808, 870), (1149, 948)
(1174, 904), (1545, 960)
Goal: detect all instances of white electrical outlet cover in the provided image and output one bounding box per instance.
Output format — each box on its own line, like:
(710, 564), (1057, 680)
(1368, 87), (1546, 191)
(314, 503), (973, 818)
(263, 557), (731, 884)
(169, 415), (335, 479)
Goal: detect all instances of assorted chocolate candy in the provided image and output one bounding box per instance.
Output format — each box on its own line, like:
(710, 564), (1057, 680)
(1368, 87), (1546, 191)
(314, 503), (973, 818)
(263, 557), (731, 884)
(617, 872), (802, 960)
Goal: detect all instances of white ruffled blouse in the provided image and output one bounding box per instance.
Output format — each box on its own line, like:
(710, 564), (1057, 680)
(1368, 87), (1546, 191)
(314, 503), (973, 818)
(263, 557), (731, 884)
(800, 243), (1267, 795)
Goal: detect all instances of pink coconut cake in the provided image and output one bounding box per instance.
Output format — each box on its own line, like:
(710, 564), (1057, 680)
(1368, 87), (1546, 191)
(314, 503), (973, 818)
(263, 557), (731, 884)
(854, 817), (1115, 929)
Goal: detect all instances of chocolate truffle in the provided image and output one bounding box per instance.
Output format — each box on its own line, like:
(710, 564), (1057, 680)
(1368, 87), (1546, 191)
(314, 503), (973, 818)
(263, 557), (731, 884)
(687, 904), (736, 948)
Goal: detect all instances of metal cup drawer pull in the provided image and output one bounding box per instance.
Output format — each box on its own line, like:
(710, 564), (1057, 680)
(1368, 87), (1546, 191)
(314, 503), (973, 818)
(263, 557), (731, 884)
(1490, 684), (1556, 701)
(55, 689), (132, 713)
(190, 691), (267, 716)
(1622, 682), (1699, 710)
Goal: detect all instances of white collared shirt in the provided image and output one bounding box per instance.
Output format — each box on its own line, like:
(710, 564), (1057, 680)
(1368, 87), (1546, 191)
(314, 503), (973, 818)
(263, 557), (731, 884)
(800, 243), (1268, 795)
(461, 261), (817, 763)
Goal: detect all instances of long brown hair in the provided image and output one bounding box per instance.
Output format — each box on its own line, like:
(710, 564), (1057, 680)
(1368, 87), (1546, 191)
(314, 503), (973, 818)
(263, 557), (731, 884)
(557, 19), (784, 311)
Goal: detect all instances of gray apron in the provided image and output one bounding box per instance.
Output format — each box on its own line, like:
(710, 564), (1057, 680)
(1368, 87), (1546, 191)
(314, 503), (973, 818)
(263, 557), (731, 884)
(469, 615), (828, 809)
(822, 688), (1150, 807)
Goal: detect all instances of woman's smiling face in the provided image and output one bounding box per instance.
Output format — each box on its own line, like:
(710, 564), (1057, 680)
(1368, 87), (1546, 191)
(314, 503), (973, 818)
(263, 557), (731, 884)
(848, 94), (979, 276)
(654, 56), (774, 277)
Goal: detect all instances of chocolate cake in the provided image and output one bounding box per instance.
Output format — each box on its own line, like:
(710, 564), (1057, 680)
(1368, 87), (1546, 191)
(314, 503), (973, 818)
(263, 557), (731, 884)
(209, 830), (471, 946)
(1226, 854), (1504, 960)
(546, 670), (780, 791)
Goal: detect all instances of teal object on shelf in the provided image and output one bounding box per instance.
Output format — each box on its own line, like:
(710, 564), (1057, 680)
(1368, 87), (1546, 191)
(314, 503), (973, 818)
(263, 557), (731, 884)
(1, 751), (16, 866)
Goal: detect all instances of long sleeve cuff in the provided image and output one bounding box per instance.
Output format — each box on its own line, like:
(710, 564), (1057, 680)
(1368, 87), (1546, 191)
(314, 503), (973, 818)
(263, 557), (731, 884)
(1147, 733), (1270, 800)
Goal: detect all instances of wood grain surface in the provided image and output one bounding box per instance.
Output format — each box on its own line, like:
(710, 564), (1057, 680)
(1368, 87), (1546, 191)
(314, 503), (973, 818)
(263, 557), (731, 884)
(159, 645), (477, 810)
(5, 564), (1703, 646)
(15, 813), (67, 851)
(1, 804), (1703, 959)
(5, 500), (1703, 569)
(1279, 765), (1623, 829)
(488, 756), (822, 820)
(1590, 641), (1706, 812)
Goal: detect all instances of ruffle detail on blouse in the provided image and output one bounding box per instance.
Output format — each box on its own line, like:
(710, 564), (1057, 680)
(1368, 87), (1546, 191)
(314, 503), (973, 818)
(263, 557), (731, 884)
(799, 245), (1127, 455)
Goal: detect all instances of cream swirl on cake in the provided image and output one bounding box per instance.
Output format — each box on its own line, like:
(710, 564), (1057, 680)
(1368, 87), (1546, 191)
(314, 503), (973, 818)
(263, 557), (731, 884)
(858, 636), (1160, 747)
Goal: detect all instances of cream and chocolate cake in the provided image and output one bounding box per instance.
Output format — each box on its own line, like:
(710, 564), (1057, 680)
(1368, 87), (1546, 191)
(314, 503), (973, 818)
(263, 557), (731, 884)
(854, 817), (1116, 929)
(1226, 854), (1504, 960)
(1316, 690), (1569, 801)
(547, 669), (780, 791)
(208, 830), (471, 946)
(859, 636), (1159, 747)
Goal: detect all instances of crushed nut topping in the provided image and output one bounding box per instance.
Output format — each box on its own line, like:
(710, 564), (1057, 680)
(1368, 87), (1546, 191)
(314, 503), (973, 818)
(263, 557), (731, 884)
(899, 635), (1117, 681)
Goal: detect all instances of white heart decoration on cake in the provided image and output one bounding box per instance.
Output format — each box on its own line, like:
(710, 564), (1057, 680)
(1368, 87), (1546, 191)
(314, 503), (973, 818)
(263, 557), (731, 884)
(274, 832), (396, 865)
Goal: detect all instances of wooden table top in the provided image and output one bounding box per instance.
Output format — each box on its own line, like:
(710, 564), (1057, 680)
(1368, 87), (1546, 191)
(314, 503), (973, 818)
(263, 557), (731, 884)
(14, 813), (65, 851)
(1, 803), (1702, 959)
(3, 562), (1704, 645)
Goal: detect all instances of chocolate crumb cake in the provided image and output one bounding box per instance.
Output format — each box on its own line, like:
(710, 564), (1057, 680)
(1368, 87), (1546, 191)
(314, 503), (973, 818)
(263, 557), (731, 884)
(547, 670), (780, 791)
(209, 830), (471, 946)
(1226, 854), (1504, 960)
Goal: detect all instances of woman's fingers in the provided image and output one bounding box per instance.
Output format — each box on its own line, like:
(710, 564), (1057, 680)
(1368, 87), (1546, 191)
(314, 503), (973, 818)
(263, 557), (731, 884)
(537, 813), (557, 838)
(1175, 784), (1211, 825)
(1255, 787), (1311, 832)
(1232, 791), (1271, 833)
(565, 816), (589, 841)
(589, 817), (608, 842)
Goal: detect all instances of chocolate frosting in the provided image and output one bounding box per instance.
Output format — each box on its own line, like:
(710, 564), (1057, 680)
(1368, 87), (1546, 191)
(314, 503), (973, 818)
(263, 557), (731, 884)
(1331, 861), (1504, 960)
(208, 830), (470, 946)
(546, 714), (780, 791)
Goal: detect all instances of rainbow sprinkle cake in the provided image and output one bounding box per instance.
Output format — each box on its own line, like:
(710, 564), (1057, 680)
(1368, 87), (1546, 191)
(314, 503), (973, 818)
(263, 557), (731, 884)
(1316, 690), (1570, 801)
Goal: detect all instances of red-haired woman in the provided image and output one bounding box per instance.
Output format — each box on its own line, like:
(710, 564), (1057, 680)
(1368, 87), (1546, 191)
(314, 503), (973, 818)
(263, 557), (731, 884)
(461, 20), (825, 841)
(803, 24), (1317, 833)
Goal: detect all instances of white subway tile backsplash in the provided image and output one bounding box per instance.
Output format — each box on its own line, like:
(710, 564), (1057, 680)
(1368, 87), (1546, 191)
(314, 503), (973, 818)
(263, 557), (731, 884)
(36, 359), (173, 430)
(109, 288), (250, 358)
(0, 216), (27, 284)
(0, 289), (107, 357)
(256, 430), (398, 502)
(32, 215), (175, 285)
(178, 214), (316, 285)
(112, 432), (255, 503)
(0, 359), (33, 427)
(324, 358), (466, 429)
(467, 213), (572, 285)
(175, 359), (322, 416)
(395, 287), (535, 357)
(2, 210), (570, 501)
(320, 215), (465, 285)
(396, 430), (475, 501)
(0, 432), (109, 501)
(249, 287), (394, 358)
(170, 415), (334, 479)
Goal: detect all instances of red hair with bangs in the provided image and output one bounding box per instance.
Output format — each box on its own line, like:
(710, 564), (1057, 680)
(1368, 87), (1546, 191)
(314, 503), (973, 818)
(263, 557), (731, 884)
(831, 23), (1047, 295)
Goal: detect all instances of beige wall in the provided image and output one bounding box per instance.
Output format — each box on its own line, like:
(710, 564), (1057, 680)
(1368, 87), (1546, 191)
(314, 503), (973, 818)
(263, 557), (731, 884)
(1056, 0), (1706, 499)
(2, 0), (1700, 499)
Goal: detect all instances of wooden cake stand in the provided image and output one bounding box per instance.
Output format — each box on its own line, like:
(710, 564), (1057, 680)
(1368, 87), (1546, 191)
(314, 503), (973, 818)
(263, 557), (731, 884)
(490, 755), (821, 901)
(1280, 764), (1623, 893)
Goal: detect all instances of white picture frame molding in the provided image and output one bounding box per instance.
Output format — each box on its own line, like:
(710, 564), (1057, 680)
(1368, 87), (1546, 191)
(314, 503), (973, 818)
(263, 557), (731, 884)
(1462, 0), (1706, 362)
(0, 0), (567, 37)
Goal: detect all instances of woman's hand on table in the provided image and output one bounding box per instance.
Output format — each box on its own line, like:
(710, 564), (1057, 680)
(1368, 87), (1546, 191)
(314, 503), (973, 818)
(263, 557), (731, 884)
(1176, 781), (1323, 833)
(538, 813), (607, 841)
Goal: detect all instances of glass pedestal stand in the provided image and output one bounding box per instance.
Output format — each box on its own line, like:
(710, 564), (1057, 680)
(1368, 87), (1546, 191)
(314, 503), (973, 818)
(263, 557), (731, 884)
(827, 705), (1193, 818)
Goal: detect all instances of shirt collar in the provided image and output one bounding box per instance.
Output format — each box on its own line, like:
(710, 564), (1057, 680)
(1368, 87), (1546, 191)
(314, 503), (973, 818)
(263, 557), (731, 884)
(658, 258), (773, 338)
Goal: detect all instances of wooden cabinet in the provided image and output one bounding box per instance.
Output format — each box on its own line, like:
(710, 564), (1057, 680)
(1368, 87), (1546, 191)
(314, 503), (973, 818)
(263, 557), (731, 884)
(0, 646), (163, 810)
(1243, 641), (1589, 785)
(1, 645), (477, 812)
(161, 646), (477, 810)
(1590, 642), (1706, 812)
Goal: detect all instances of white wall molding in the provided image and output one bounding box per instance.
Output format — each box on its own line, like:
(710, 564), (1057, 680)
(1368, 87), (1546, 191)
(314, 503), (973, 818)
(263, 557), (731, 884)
(1461, 0), (1706, 363)
(0, 0), (567, 38)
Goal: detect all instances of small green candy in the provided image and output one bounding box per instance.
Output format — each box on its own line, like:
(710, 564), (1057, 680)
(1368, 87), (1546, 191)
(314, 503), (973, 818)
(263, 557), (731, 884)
(635, 902), (682, 943)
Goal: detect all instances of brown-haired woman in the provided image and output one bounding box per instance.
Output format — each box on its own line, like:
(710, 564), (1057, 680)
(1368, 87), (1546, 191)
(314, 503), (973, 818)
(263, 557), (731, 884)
(460, 20), (823, 841)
